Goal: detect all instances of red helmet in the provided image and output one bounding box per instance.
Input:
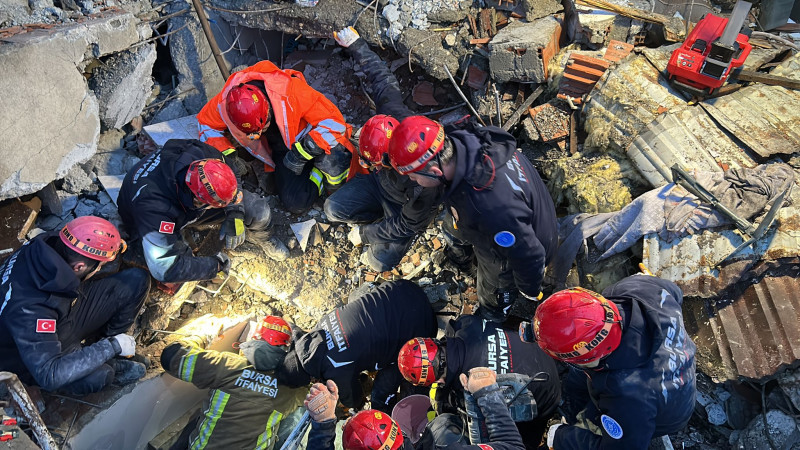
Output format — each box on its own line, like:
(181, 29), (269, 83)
(60, 216), (125, 262)
(397, 338), (439, 386)
(359, 115), (399, 166)
(533, 287), (623, 365)
(226, 84), (270, 135)
(252, 316), (291, 346)
(387, 116), (446, 175)
(185, 159), (240, 208)
(344, 410), (404, 450)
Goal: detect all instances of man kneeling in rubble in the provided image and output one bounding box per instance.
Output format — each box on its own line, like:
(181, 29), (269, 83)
(161, 315), (307, 449)
(118, 139), (288, 285)
(0, 216), (150, 395)
(197, 59), (363, 214)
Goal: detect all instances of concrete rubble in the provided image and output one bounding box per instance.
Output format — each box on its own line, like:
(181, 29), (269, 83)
(1, 0), (800, 447)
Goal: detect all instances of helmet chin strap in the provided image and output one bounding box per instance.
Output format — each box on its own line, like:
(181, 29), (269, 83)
(414, 153), (450, 187)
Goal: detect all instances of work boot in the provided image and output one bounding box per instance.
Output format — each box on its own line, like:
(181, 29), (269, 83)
(248, 230), (290, 261)
(110, 358), (146, 386)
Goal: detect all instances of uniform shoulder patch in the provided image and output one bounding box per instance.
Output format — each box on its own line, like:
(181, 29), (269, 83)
(601, 414), (623, 439)
(478, 445), (494, 450)
(36, 319), (56, 333)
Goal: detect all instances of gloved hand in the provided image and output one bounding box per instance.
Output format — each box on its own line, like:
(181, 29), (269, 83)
(348, 226), (362, 247)
(284, 138), (325, 175)
(459, 367), (497, 394)
(334, 26), (360, 47)
(215, 252), (231, 278)
(547, 423), (563, 449)
(305, 380), (339, 423)
(638, 262), (654, 276)
(111, 333), (136, 357)
(220, 211), (246, 249)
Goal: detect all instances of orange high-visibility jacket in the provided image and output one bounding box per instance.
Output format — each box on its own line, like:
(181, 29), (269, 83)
(197, 60), (365, 178)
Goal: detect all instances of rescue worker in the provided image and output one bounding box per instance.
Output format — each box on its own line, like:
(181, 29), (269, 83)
(323, 27), (442, 272)
(0, 216), (150, 395)
(523, 273), (696, 449)
(397, 315), (560, 448)
(387, 116), (558, 322)
(274, 280), (436, 410)
(197, 60), (362, 214)
(118, 138), (288, 284)
(161, 315), (306, 449)
(304, 369), (525, 449)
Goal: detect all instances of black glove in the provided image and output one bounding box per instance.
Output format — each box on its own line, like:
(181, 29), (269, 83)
(497, 289), (518, 315)
(215, 252), (230, 277)
(283, 137), (324, 175)
(220, 210), (246, 249)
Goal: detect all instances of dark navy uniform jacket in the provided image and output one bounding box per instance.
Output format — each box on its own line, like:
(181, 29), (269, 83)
(554, 275), (697, 449)
(278, 280), (437, 409)
(443, 122), (558, 297)
(0, 236), (118, 391)
(118, 139), (240, 283)
(442, 315), (561, 419)
(345, 39), (443, 245)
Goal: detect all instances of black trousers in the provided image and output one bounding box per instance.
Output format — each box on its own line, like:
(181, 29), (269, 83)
(57, 268), (150, 395)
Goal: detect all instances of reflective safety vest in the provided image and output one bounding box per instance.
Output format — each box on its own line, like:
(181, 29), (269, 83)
(197, 60), (364, 180)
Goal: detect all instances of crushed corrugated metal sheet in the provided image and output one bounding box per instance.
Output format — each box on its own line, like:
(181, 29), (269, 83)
(583, 54), (685, 154)
(627, 105), (758, 187)
(642, 182), (800, 298)
(700, 85), (800, 159)
(684, 275), (800, 381)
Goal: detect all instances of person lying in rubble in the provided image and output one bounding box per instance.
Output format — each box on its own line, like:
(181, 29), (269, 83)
(397, 315), (560, 449)
(322, 26), (444, 273)
(522, 271), (697, 449)
(387, 116), (558, 323)
(303, 368), (525, 449)
(273, 280), (437, 412)
(197, 59), (365, 215)
(118, 138), (288, 285)
(0, 216), (150, 396)
(161, 315), (306, 449)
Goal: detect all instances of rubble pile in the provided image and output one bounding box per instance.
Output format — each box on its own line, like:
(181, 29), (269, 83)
(2, 0), (800, 446)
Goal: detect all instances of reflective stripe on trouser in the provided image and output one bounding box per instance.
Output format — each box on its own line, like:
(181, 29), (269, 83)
(314, 145), (352, 192)
(191, 389), (231, 450)
(255, 410), (284, 450)
(309, 168), (324, 195)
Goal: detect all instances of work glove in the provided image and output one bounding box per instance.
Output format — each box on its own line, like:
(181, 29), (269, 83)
(547, 423), (563, 449)
(111, 333), (136, 357)
(305, 380), (339, 423)
(638, 262), (654, 276)
(284, 137), (325, 175)
(221, 211), (246, 249)
(334, 26), (360, 48)
(348, 226), (362, 247)
(459, 367), (497, 394)
(215, 252), (231, 278)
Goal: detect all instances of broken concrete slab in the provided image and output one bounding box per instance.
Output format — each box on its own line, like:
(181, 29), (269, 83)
(0, 11), (143, 201)
(290, 219), (317, 252)
(90, 44), (157, 130)
(489, 17), (562, 83)
(521, 0), (562, 21)
(736, 410), (800, 449)
(98, 174), (125, 205)
(143, 115), (200, 148)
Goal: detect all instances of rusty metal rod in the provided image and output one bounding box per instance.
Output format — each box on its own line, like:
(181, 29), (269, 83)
(0, 372), (58, 450)
(190, 0), (230, 79)
(442, 64), (486, 126)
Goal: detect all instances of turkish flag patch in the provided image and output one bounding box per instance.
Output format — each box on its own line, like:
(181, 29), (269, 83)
(36, 319), (56, 333)
(159, 221), (175, 234)
(478, 446), (494, 450)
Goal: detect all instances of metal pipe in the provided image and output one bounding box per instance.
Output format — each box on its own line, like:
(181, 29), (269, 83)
(190, 0), (230, 79)
(0, 372), (59, 450)
(442, 64), (486, 126)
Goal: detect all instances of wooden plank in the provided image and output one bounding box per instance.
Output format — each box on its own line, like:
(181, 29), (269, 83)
(502, 85), (544, 131)
(733, 70), (800, 90)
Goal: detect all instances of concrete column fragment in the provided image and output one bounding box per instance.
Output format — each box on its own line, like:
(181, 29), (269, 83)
(488, 16), (562, 83)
